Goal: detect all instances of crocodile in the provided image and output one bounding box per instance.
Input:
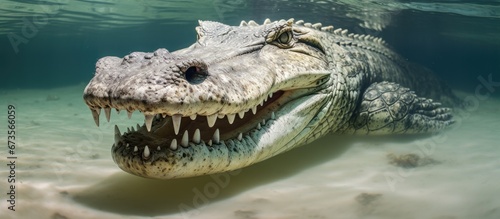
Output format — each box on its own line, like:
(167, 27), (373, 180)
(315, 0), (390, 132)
(83, 18), (457, 179)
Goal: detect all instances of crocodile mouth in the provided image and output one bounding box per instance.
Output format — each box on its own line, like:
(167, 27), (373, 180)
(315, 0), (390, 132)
(105, 90), (287, 160)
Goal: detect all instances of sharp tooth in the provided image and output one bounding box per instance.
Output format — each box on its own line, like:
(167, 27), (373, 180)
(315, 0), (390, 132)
(181, 130), (189, 147)
(217, 114), (225, 119)
(136, 124), (141, 131)
(227, 114), (236, 124)
(207, 114), (217, 127)
(190, 114), (197, 120)
(257, 123), (261, 130)
(161, 113), (166, 118)
(261, 119), (266, 125)
(126, 143), (130, 148)
(114, 125), (121, 145)
(172, 114), (182, 135)
(90, 108), (100, 127)
(131, 126), (135, 132)
(104, 107), (111, 122)
(157, 146), (161, 151)
(114, 134), (120, 145)
(127, 111), (133, 119)
(237, 133), (242, 141)
(144, 114), (154, 132)
(238, 111), (245, 119)
(269, 93), (273, 98)
(133, 146), (138, 152)
(143, 145), (150, 158)
(127, 127), (131, 133)
(212, 129), (220, 144)
(251, 106), (257, 114)
(114, 125), (121, 136)
(193, 129), (201, 144)
(259, 101), (264, 107)
(271, 111), (276, 120)
(208, 140), (213, 146)
(170, 139), (178, 150)
(264, 95), (268, 102)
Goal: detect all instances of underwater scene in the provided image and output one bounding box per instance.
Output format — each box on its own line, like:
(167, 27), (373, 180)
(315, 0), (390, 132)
(1, 0), (500, 218)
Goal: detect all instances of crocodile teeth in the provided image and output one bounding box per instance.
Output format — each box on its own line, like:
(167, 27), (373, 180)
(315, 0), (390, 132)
(104, 107), (111, 122)
(212, 129), (220, 144)
(114, 125), (120, 145)
(217, 114), (225, 119)
(261, 119), (266, 126)
(133, 146), (138, 152)
(157, 146), (161, 151)
(136, 124), (141, 131)
(257, 123), (261, 130)
(143, 145), (150, 158)
(170, 139), (178, 150)
(190, 114), (197, 120)
(181, 130), (189, 147)
(251, 106), (257, 114)
(227, 114), (235, 124)
(130, 126), (135, 132)
(237, 133), (242, 141)
(238, 111), (245, 119)
(172, 114), (182, 135)
(127, 127), (131, 133)
(269, 93), (273, 98)
(271, 111), (276, 120)
(126, 111), (133, 119)
(144, 114), (154, 132)
(207, 114), (217, 127)
(91, 108), (100, 126)
(193, 129), (201, 144)
(208, 140), (213, 146)
(114, 125), (121, 136)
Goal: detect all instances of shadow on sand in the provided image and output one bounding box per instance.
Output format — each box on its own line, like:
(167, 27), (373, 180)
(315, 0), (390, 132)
(71, 134), (421, 216)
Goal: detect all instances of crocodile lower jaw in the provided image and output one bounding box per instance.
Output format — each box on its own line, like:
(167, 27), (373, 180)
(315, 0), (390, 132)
(90, 90), (290, 160)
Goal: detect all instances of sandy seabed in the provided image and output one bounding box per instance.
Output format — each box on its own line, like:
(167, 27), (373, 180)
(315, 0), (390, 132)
(0, 84), (499, 219)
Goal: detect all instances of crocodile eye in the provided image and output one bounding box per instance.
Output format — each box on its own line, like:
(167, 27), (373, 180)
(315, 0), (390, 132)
(277, 31), (292, 44)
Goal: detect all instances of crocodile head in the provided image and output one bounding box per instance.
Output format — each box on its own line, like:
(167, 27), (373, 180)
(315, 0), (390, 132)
(83, 19), (333, 178)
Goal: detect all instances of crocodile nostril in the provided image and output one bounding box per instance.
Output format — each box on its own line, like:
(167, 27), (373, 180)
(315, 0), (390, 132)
(184, 66), (207, 84)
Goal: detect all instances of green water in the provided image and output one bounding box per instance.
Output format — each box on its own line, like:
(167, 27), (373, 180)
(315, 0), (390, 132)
(1, 1), (500, 218)
(1, 0), (499, 91)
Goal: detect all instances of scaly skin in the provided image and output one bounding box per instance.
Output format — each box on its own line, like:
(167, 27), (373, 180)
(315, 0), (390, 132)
(83, 19), (456, 179)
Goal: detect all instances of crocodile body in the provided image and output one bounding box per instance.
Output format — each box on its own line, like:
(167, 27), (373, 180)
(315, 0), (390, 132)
(83, 19), (456, 179)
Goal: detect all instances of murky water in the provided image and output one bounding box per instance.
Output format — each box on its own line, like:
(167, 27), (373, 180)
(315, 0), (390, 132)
(1, 1), (499, 218)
